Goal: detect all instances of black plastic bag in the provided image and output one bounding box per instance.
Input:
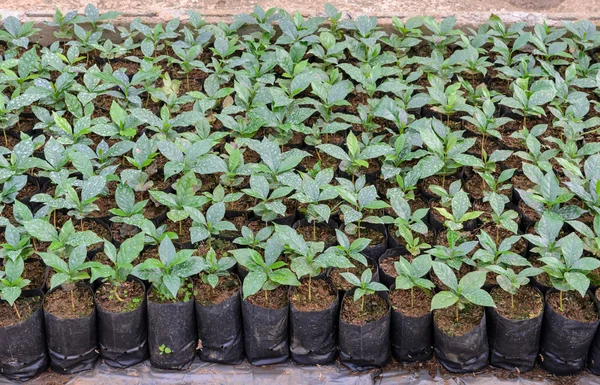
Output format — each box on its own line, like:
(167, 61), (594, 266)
(242, 296), (289, 365)
(44, 285), (98, 374)
(390, 289), (433, 362)
(94, 278), (149, 368)
(486, 286), (543, 373)
(540, 289), (599, 376)
(378, 248), (407, 288)
(147, 293), (197, 370)
(357, 223), (388, 261)
(339, 290), (391, 371)
(0, 290), (48, 382)
(289, 279), (339, 365)
(195, 281), (244, 364)
(433, 308), (489, 373)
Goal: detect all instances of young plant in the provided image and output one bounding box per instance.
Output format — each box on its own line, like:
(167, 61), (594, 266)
(186, 202), (236, 247)
(276, 225), (353, 301)
(149, 172), (207, 236)
(131, 237), (204, 301)
(196, 248), (237, 289)
(433, 190), (483, 231)
(394, 254), (435, 307)
(538, 232), (600, 311)
(242, 174), (293, 222)
(317, 131), (392, 180)
(0, 257), (31, 318)
(341, 268), (388, 312)
(229, 237), (300, 300)
(430, 262), (495, 321)
(87, 233), (145, 298)
(427, 230), (478, 270)
(290, 169), (338, 240)
(323, 229), (370, 267)
(335, 175), (389, 237)
(486, 265), (542, 310)
(233, 226), (273, 250)
(39, 244), (92, 309)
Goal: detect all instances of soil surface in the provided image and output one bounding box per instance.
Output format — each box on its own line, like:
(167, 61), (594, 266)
(341, 294), (389, 325)
(246, 285), (289, 309)
(390, 288), (431, 317)
(491, 285), (543, 320)
(0, 296), (42, 328)
(290, 278), (336, 312)
(23, 258), (46, 290)
(44, 286), (95, 319)
(95, 280), (145, 313)
(195, 274), (240, 306)
(434, 303), (483, 336)
(547, 291), (598, 323)
(330, 262), (372, 291)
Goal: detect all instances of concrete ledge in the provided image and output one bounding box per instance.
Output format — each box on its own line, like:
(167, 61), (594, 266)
(2, 0), (600, 46)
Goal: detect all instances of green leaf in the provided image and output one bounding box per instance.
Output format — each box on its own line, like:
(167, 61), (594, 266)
(431, 291), (459, 310)
(243, 270), (267, 299)
(462, 288), (496, 307)
(432, 262), (458, 291)
(565, 272), (590, 297)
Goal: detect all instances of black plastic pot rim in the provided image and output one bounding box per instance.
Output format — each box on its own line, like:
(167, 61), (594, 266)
(94, 276), (147, 314)
(340, 288), (391, 326)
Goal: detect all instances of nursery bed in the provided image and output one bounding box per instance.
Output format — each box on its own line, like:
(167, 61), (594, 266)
(3, 1), (600, 383)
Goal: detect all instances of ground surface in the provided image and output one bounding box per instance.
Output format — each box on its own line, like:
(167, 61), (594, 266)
(5, 359), (600, 385)
(2, 0), (600, 29)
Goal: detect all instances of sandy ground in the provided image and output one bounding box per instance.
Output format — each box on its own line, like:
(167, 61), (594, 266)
(2, 0), (600, 19)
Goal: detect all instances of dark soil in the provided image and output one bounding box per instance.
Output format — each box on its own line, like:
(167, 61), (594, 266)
(340, 294), (388, 325)
(296, 222), (337, 244)
(165, 217), (193, 243)
(0, 296), (42, 328)
(194, 274), (240, 306)
(434, 303), (483, 336)
(23, 258), (46, 290)
(290, 278), (336, 312)
(547, 290), (598, 323)
(95, 280), (145, 313)
(44, 286), (95, 319)
(348, 227), (385, 245)
(380, 255), (400, 278)
(246, 285), (288, 309)
(390, 288), (431, 317)
(330, 263), (372, 291)
(195, 238), (236, 259)
(111, 222), (140, 244)
(491, 285), (543, 320)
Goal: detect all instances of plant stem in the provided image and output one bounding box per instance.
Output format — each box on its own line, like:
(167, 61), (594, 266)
(308, 275), (312, 302)
(511, 293), (514, 310)
(559, 290), (564, 312)
(13, 302), (21, 319)
(2, 129), (7, 146)
(357, 219), (361, 238)
(179, 221), (182, 237)
(313, 220), (316, 241)
(264, 290), (268, 302)
(455, 303), (459, 322)
(114, 288), (125, 302)
(411, 287), (414, 308)
(361, 295), (365, 312)
(80, 219), (84, 232)
(71, 289), (75, 310)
